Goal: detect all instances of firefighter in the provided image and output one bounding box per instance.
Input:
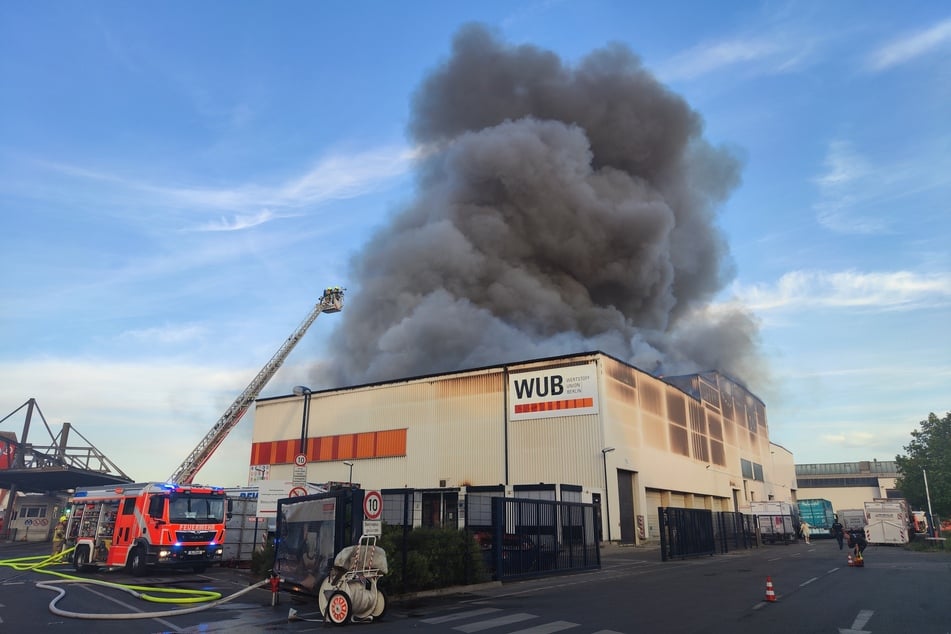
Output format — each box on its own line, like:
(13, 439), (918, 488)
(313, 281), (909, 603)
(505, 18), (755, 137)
(51, 517), (67, 556)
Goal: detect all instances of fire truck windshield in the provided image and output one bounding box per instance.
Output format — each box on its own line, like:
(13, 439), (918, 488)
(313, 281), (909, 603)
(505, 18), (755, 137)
(168, 494), (226, 524)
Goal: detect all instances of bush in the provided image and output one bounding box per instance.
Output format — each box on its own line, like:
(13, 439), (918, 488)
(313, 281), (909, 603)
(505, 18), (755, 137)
(377, 524), (489, 595)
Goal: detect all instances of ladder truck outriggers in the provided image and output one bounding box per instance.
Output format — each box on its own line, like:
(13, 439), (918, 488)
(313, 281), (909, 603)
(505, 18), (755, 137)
(63, 288), (344, 575)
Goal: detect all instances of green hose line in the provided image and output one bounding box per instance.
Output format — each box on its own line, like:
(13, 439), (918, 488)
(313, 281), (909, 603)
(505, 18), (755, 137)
(36, 577), (270, 620)
(1, 547), (271, 619)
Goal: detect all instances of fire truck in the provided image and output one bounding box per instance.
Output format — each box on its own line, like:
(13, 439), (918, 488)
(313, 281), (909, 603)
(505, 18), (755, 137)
(64, 482), (229, 575)
(60, 288), (345, 575)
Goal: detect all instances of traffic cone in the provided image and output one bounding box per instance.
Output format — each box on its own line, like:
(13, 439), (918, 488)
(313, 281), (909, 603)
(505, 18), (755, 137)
(855, 552), (864, 567)
(847, 554), (853, 567)
(764, 576), (777, 602)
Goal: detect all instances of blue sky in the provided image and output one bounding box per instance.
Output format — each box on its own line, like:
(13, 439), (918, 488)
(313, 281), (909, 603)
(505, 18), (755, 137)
(1, 1), (949, 487)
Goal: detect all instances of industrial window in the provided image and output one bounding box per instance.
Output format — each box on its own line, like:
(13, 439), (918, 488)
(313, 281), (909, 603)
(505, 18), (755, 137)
(699, 379), (721, 410)
(797, 477), (880, 488)
(669, 424), (689, 456)
(753, 463), (764, 482)
(741, 459), (754, 480)
(560, 485), (582, 503)
(707, 415), (723, 441)
(639, 381), (664, 415)
(709, 440), (726, 466)
(18, 505), (46, 519)
(465, 494), (497, 526)
(691, 432), (709, 463)
(380, 490), (413, 526)
(666, 391), (687, 427)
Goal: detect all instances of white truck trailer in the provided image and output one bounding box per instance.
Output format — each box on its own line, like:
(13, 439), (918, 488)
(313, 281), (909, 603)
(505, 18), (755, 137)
(864, 500), (910, 545)
(838, 508), (867, 532)
(750, 501), (800, 544)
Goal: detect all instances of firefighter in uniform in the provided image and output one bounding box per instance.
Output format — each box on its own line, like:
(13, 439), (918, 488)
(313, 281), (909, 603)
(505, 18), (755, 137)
(51, 517), (67, 556)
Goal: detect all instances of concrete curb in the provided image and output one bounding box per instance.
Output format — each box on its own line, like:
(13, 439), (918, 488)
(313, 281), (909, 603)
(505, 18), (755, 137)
(390, 580), (503, 603)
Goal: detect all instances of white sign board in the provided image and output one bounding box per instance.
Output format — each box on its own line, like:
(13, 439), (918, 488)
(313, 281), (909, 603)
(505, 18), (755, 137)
(509, 363), (599, 420)
(255, 481), (325, 518)
(363, 520), (382, 536)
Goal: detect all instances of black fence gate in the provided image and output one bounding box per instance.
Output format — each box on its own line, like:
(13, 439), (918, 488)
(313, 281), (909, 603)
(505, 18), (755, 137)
(484, 497), (601, 580)
(659, 507), (715, 561)
(659, 508), (759, 561)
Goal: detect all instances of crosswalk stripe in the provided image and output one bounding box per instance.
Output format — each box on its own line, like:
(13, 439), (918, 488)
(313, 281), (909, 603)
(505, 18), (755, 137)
(508, 620), (580, 633)
(454, 612), (538, 632)
(422, 608), (503, 624)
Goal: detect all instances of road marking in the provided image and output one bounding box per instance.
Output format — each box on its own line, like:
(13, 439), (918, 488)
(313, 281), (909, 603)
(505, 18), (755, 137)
(827, 568), (840, 574)
(509, 621), (579, 633)
(801, 576), (819, 586)
(455, 612), (537, 632)
(423, 608), (502, 624)
(838, 609), (874, 633)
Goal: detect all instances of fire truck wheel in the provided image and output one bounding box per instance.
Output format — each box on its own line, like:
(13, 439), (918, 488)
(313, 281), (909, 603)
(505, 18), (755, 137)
(129, 547), (148, 576)
(73, 546), (93, 572)
(326, 590), (351, 626)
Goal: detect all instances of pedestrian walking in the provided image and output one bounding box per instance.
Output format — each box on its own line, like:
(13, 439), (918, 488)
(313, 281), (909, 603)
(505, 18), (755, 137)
(800, 520), (811, 544)
(831, 518), (845, 550)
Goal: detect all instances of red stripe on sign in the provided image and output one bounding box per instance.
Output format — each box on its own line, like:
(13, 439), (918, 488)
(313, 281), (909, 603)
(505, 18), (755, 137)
(514, 397), (593, 414)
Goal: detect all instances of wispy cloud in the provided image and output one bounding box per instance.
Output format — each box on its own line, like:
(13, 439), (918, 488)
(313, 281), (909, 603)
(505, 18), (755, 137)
(729, 270), (951, 312)
(655, 32), (814, 82)
(118, 323), (208, 344)
(813, 140), (888, 234)
(34, 144), (419, 221)
(190, 209), (288, 232)
(866, 17), (951, 72)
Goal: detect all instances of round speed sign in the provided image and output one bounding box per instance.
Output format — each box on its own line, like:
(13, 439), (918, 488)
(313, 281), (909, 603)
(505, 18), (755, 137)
(363, 490), (383, 521)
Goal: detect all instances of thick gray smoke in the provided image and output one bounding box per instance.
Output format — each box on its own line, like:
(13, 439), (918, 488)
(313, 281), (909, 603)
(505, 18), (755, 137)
(318, 24), (763, 387)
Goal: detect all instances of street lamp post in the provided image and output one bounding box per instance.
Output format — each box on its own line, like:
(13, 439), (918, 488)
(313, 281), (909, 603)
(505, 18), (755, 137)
(602, 447), (616, 542)
(343, 461), (354, 487)
(292, 386), (312, 455)
(923, 469), (935, 537)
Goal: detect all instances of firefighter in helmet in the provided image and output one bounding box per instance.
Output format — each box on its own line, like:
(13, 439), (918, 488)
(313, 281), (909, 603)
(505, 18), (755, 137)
(51, 516), (67, 556)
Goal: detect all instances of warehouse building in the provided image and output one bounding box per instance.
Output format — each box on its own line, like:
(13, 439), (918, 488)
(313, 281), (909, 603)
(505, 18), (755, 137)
(795, 460), (900, 511)
(250, 351), (795, 544)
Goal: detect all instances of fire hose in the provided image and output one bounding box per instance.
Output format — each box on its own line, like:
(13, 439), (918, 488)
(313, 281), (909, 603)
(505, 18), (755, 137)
(1, 547), (270, 620)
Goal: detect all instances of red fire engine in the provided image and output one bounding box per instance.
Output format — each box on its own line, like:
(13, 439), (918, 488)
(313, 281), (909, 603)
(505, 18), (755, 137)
(64, 482), (229, 575)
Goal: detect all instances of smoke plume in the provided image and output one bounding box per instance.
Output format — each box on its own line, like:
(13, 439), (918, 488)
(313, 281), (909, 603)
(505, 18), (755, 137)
(318, 24), (762, 387)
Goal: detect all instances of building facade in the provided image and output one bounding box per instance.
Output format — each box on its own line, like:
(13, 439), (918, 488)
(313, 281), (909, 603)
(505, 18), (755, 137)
(250, 352), (793, 543)
(795, 460), (900, 513)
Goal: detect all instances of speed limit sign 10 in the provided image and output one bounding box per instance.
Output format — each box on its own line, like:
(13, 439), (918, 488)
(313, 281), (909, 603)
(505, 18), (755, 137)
(363, 490), (383, 521)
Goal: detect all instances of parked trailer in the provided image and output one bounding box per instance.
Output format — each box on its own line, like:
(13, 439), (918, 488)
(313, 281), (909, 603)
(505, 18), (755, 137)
(798, 499), (835, 537)
(839, 509), (867, 532)
(749, 501), (800, 544)
(864, 500), (909, 545)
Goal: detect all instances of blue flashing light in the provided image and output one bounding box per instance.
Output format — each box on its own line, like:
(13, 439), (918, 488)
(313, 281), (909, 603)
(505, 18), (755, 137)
(73, 491), (88, 498)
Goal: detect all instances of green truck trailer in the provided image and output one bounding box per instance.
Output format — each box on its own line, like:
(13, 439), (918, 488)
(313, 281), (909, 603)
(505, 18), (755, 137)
(798, 498), (835, 538)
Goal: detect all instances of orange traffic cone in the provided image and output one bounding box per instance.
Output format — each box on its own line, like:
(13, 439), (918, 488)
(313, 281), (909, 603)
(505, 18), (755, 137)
(854, 552), (864, 567)
(764, 576), (777, 602)
(847, 554), (853, 566)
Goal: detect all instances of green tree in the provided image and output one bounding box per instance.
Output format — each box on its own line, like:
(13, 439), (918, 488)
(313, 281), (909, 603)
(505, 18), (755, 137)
(895, 412), (951, 520)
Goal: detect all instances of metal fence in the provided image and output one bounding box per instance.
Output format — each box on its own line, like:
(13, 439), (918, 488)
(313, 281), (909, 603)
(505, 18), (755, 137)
(485, 497), (601, 581)
(659, 508), (759, 561)
(378, 490), (600, 583)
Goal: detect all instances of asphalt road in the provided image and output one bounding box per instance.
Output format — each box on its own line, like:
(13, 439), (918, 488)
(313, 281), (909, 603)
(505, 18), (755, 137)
(2, 538), (948, 633)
